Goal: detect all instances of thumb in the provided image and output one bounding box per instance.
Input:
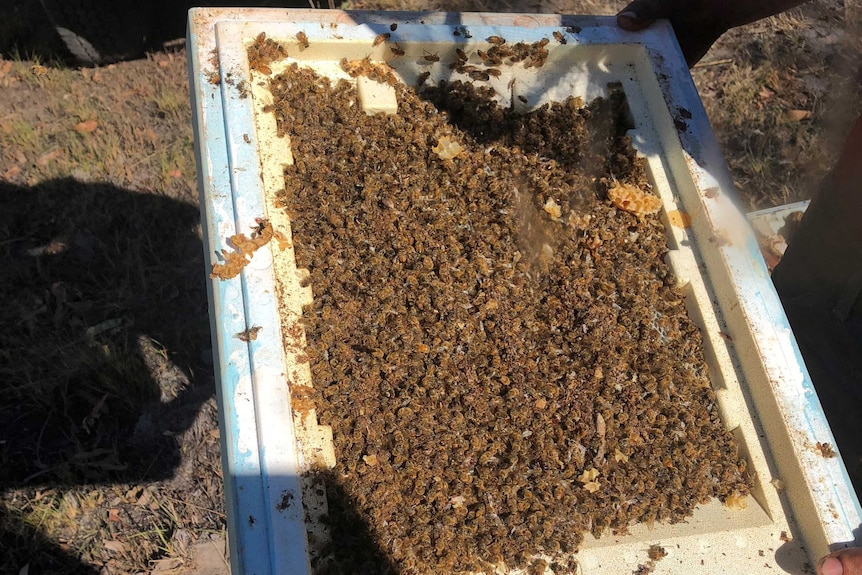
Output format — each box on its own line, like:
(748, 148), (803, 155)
(817, 548), (862, 575)
(616, 0), (673, 31)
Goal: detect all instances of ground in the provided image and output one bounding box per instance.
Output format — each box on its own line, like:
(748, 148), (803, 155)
(0, 0), (859, 573)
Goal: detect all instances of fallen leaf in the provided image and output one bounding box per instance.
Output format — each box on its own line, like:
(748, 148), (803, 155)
(107, 508), (121, 522)
(29, 64), (47, 76)
(102, 540), (127, 554)
(3, 165), (21, 179)
(158, 60), (170, 68)
(757, 87), (775, 100)
(75, 119), (98, 134)
(786, 109), (811, 121)
(151, 558), (183, 572)
(36, 148), (62, 166)
(168, 169), (182, 178)
(0, 61), (12, 79)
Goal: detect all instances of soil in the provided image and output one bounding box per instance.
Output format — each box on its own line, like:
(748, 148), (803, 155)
(269, 63), (750, 574)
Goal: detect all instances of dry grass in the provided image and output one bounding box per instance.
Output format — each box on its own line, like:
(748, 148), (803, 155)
(0, 49), (223, 574)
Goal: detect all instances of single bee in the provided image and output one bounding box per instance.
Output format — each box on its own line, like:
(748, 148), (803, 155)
(469, 70), (490, 81)
(390, 43), (405, 56)
(417, 71), (431, 86)
(486, 68), (501, 77)
(390, 23), (398, 31)
(487, 35), (506, 45)
(518, 95), (528, 103)
(453, 26), (472, 38)
(236, 325), (263, 342)
(553, 30), (567, 44)
(423, 51), (440, 62)
(296, 31), (309, 49)
(455, 48), (468, 62)
(373, 33), (391, 47)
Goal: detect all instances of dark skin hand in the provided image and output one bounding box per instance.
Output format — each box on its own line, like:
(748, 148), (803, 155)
(615, 0), (809, 67)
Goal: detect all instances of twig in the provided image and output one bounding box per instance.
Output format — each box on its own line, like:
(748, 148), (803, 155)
(693, 58), (734, 68)
(161, 494), (226, 518)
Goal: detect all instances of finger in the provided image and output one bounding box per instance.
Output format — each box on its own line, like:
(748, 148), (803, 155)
(819, 556), (844, 575)
(818, 548), (862, 575)
(616, 0), (673, 31)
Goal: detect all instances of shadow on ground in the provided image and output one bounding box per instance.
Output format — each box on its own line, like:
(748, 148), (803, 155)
(0, 0), (342, 66)
(0, 177), (214, 572)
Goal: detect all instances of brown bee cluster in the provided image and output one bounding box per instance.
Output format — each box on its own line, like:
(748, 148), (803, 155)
(444, 36), (552, 81)
(339, 57), (400, 86)
(266, 63), (751, 574)
(248, 32), (287, 76)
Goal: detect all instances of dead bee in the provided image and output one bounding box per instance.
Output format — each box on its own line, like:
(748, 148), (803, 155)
(390, 43), (405, 56)
(373, 32), (391, 47)
(469, 70), (490, 81)
(487, 35), (506, 45)
(390, 22), (398, 31)
(243, 133), (251, 144)
(553, 30), (567, 44)
(252, 217), (268, 236)
(422, 51), (440, 63)
(296, 31), (309, 49)
(453, 25), (472, 38)
(486, 68), (501, 77)
(236, 325), (263, 342)
(492, 44), (513, 58)
(455, 48), (468, 62)
(416, 71), (431, 86)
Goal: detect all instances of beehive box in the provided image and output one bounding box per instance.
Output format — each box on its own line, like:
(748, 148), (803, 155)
(187, 8), (862, 574)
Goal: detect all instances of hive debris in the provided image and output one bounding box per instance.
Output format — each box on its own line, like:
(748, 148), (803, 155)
(210, 219), (273, 280)
(608, 181), (662, 217)
(432, 135), (463, 159)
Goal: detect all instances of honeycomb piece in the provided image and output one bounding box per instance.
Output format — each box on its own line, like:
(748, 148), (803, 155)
(432, 136), (463, 160)
(608, 182), (662, 217)
(543, 197), (562, 220)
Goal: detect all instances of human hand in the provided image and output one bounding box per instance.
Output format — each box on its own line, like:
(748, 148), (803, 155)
(818, 548), (862, 575)
(615, 0), (729, 67)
